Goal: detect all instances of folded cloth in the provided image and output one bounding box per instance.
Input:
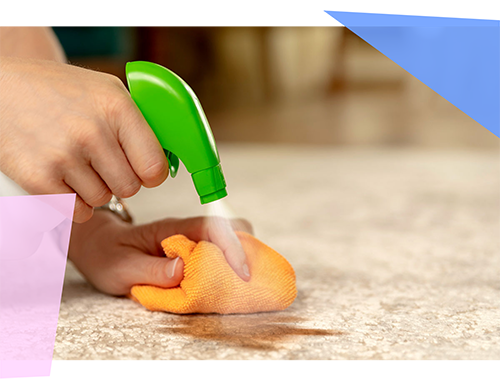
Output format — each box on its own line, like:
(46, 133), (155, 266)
(130, 231), (297, 314)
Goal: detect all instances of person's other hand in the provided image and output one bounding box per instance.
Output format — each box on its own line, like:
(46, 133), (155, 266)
(0, 57), (168, 223)
(69, 212), (253, 295)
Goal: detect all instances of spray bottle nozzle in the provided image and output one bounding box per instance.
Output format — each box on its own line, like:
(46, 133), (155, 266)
(192, 164), (228, 204)
(125, 61), (227, 205)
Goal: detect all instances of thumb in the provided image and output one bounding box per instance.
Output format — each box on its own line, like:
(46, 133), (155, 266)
(126, 253), (184, 288)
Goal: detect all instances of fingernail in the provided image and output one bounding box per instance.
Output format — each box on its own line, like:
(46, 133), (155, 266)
(167, 257), (180, 278)
(242, 263), (250, 277)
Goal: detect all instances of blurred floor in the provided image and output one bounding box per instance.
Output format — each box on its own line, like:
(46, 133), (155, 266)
(206, 88), (498, 149)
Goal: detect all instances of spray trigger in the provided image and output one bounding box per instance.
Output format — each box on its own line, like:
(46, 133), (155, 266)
(164, 150), (179, 178)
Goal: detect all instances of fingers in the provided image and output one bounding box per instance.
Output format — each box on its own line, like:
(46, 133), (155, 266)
(72, 195), (94, 223)
(88, 128), (143, 199)
(121, 252), (184, 290)
(204, 216), (251, 282)
(109, 95), (169, 188)
(229, 218), (254, 235)
(67, 101), (163, 205)
(21, 173), (93, 223)
(64, 164), (113, 206)
(144, 216), (253, 282)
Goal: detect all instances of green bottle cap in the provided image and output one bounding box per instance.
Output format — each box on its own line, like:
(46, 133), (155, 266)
(192, 164), (228, 204)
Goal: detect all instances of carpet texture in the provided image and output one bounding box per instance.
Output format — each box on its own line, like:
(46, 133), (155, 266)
(54, 145), (500, 359)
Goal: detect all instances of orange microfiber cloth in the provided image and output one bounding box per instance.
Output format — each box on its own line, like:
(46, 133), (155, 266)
(130, 231), (297, 314)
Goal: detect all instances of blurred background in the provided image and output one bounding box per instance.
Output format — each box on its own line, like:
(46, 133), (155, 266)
(53, 27), (498, 149)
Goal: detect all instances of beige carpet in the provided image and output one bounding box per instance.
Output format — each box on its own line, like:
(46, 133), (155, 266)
(54, 144), (500, 359)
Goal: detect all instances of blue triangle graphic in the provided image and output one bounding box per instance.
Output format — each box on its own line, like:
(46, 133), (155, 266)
(325, 11), (500, 138)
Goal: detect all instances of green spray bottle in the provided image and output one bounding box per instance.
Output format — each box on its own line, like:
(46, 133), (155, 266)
(125, 61), (227, 204)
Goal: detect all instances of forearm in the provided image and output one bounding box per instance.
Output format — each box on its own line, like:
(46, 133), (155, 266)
(0, 27), (66, 62)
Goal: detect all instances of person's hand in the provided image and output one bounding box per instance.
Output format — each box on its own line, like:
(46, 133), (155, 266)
(68, 211), (253, 295)
(0, 57), (168, 223)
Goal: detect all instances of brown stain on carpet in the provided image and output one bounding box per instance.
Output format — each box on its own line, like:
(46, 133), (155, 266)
(157, 314), (343, 351)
